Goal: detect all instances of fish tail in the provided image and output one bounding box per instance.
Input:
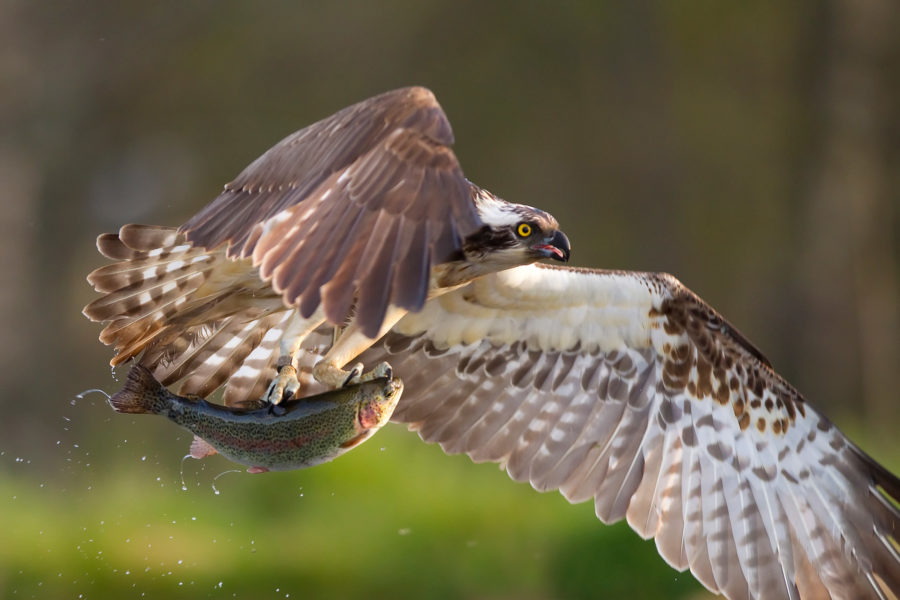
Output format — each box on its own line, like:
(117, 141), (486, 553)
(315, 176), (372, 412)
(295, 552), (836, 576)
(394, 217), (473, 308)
(107, 364), (168, 414)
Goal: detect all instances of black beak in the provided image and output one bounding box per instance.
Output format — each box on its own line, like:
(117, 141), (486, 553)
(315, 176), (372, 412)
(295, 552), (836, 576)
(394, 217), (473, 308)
(533, 230), (571, 262)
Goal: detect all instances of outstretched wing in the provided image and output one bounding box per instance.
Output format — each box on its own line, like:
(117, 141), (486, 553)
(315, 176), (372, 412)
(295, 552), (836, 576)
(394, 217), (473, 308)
(86, 227), (900, 597)
(360, 263), (900, 600)
(180, 86), (483, 337)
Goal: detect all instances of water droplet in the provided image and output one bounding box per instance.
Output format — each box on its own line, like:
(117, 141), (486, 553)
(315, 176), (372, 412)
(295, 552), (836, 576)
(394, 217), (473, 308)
(179, 453), (196, 490)
(211, 469), (241, 495)
(75, 389), (110, 401)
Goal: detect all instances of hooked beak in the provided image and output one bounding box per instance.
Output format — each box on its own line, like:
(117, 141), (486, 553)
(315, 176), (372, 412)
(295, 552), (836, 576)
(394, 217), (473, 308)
(532, 230), (571, 262)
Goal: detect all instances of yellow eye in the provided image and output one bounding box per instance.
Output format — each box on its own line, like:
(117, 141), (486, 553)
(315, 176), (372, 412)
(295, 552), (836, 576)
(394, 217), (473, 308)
(517, 223), (532, 237)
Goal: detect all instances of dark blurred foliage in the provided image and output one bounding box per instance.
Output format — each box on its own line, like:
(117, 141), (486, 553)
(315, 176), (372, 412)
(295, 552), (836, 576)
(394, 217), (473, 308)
(0, 1), (897, 598)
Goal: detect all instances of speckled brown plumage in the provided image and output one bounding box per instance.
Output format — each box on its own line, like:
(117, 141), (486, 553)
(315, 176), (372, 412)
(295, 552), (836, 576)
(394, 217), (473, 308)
(650, 293), (806, 437)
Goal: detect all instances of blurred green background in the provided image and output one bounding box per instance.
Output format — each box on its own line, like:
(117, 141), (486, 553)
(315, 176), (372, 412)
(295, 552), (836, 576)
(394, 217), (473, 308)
(1, 1), (898, 598)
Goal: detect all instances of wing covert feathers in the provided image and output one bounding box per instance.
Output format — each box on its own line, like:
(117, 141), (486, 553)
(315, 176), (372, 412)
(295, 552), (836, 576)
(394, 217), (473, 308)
(179, 86), (482, 338)
(360, 263), (900, 600)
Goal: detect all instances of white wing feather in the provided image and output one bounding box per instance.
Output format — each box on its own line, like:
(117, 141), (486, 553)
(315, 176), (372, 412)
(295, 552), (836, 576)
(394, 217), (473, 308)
(360, 263), (900, 600)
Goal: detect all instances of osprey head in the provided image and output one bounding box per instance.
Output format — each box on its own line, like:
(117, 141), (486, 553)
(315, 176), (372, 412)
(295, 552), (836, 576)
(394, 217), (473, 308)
(466, 185), (571, 268)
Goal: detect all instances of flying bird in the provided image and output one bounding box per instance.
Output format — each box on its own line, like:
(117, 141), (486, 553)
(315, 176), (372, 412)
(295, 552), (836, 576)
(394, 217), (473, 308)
(86, 86), (569, 403)
(83, 87), (899, 600)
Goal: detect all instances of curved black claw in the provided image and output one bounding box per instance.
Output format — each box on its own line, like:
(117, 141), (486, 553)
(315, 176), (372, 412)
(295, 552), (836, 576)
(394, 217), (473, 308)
(368, 361), (393, 382)
(342, 364), (363, 387)
(267, 403), (287, 417)
(264, 364), (300, 405)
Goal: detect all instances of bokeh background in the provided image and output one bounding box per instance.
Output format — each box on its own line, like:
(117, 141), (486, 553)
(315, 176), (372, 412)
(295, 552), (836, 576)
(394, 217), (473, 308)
(1, 2), (898, 599)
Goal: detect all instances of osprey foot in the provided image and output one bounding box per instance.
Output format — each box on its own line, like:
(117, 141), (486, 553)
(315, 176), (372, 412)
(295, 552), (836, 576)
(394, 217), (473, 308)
(342, 363), (363, 387)
(313, 361), (394, 388)
(365, 361), (393, 382)
(263, 364), (301, 404)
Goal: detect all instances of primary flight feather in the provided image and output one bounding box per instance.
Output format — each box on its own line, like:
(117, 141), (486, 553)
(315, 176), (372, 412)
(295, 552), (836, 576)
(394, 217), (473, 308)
(83, 87), (899, 600)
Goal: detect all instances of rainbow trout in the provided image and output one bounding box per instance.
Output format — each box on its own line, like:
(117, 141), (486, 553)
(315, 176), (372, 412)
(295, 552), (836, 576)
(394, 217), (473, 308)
(107, 364), (402, 473)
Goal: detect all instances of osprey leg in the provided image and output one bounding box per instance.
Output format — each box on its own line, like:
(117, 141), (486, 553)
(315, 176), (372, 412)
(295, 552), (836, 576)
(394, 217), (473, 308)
(263, 309), (326, 404)
(312, 306), (405, 388)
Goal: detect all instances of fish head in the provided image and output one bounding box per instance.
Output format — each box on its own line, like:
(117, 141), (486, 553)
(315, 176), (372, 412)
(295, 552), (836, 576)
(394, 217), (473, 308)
(356, 377), (404, 430)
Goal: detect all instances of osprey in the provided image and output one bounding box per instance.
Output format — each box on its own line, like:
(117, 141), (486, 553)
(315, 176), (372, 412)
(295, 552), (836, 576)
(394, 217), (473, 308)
(86, 86), (569, 403)
(84, 87), (899, 600)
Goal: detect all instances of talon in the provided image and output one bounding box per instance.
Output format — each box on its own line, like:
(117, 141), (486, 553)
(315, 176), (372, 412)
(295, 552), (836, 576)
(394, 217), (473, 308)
(312, 361), (388, 389)
(264, 364), (300, 405)
(355, 361), (393, 384)
(267, 403), (287, 416)
(374, 362), (392, 381)
(342, 363), (363, 387)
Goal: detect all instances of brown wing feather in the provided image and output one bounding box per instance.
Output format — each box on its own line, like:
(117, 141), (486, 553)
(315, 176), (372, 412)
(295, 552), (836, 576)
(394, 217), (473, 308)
(179, 87), (482, 337)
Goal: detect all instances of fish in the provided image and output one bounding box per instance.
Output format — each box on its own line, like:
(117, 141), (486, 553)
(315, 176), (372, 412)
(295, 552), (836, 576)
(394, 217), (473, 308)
(107, 363), (403, 473)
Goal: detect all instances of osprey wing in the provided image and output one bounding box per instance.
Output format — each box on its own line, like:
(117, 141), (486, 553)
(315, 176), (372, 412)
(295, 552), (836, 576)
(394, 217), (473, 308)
(361, 263), (900, 600)
(180, 86), (482, 337)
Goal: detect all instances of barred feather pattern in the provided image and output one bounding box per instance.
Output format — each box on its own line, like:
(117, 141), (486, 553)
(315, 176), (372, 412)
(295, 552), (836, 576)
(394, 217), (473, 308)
(354, 264), (900, 600)
(83, 224), (289, 402)
(144, 312), (332, 406)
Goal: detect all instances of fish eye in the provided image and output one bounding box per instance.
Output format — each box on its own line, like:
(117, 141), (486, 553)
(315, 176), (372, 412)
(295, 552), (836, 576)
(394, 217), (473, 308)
(516, 222), (533, 237)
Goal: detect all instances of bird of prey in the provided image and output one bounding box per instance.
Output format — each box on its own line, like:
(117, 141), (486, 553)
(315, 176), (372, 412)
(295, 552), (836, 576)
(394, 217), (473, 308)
(86, 86), (569, 404)
(84, 87), (899, 600)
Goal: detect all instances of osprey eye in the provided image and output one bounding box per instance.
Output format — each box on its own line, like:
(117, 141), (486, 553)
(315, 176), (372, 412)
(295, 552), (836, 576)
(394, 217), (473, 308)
(516, 223), (533, 237)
